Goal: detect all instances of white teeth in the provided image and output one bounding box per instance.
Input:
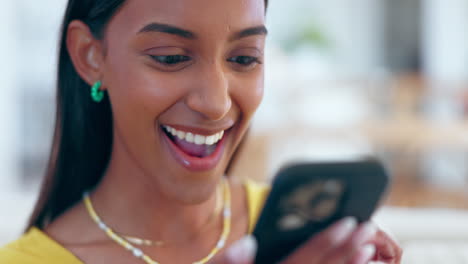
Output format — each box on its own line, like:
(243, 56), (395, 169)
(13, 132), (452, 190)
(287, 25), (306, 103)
(186, 132), (194, 143)
(205, 135), (215, 145)
(194, 135), (205, 145)
(163, 125), (225, 146)
(176, 130), (185, 140)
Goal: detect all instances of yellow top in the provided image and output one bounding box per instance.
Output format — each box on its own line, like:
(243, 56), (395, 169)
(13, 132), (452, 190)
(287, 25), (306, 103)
(0, 180), (270, 264)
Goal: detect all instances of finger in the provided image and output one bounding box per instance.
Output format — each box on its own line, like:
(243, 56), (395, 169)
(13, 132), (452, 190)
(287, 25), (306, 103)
(323, 222), (378, 264)
(348, 244), (376, 264)
(368, 230), (403, 263)
(208, 235), (257, 264)
(282, 217), (357, 264)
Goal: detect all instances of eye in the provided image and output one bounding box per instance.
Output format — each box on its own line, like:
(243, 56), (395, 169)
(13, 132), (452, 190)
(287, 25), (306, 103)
(227, 56), (261, 66)
(150, 55), (191, 65)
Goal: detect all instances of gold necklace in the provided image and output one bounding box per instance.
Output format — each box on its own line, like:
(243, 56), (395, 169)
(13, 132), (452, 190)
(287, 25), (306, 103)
(83, 178), (231, 264)
(118, 184), (223, 247)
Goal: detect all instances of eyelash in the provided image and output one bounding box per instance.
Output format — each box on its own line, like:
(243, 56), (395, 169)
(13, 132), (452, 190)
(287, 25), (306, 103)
(149, 55), (262, 67)
(227, 56), (262, 66)
(150, 55), (191, 65)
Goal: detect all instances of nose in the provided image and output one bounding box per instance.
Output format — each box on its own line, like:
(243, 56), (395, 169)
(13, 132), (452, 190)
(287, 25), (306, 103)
(185, 62), (232, 121)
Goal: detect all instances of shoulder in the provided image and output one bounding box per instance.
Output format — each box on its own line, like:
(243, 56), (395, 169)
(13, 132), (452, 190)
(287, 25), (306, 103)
(0, 228), (83, 264)
(244, 178), (270, 204)
(243, 178), (271, 233)
(0, 242), (32, 264)
(0, 228), (44, 264)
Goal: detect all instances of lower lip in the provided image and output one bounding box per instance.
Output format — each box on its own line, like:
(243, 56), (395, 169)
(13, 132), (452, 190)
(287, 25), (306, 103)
(161, 127), (229, 172)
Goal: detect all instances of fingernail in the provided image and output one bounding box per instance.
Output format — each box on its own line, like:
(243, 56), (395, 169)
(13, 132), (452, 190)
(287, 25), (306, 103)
(329, 217), (357, 245)
(360, 244), (376, 262)
(353, 222), (377, 245)
(226, 235), (257, 263)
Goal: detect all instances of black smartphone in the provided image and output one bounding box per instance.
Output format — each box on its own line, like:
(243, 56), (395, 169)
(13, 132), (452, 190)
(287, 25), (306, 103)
(252, 159), (390, 264)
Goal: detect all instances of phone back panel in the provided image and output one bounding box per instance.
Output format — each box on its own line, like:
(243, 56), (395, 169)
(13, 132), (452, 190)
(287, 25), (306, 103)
(253, 160), (389, 264)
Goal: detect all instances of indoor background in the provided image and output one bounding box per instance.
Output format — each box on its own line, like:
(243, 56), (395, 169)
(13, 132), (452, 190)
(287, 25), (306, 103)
(1, 0), (468, 263)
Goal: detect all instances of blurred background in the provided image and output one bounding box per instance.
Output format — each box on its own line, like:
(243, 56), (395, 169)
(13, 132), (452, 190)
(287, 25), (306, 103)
(1, 0), (468, 263)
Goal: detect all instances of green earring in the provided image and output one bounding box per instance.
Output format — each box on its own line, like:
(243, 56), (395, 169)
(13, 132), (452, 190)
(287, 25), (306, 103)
(91, 81), (104, 103)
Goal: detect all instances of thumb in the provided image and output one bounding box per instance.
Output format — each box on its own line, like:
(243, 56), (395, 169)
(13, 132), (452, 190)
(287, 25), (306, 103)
(209, 235), (257, 264)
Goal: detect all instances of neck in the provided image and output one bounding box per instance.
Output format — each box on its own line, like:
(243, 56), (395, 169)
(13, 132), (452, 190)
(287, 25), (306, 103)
(88, 145), (224, 244)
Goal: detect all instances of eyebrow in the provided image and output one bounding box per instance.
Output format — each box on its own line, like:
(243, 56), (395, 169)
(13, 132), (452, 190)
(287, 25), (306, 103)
(230, 25), (268, 41)
(137, 22), (268, 41)
(138, 23), (196, 39)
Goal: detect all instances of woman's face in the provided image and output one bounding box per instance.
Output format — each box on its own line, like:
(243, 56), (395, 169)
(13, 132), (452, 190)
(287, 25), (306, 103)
(99, 0), (266, 200)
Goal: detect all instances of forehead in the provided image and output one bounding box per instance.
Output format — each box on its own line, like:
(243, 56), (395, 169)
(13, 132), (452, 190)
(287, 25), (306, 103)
(107, 0), (266, 38)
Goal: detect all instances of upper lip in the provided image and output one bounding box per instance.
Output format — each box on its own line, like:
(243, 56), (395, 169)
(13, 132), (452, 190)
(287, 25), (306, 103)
(161, 124), (234, 136)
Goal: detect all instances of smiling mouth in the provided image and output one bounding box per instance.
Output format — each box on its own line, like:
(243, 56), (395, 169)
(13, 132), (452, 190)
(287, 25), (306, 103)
(161, 125), (225, 158)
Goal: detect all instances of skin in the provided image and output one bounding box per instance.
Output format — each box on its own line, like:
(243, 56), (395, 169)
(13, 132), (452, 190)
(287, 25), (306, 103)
(44, 0), (402, 263)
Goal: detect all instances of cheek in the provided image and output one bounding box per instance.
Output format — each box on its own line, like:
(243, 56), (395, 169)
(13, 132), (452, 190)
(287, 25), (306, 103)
(232, 71), (264, 120)
(105, 57), (188, 128)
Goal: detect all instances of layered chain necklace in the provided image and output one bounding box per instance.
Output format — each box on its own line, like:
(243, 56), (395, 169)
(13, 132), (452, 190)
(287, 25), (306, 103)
(119, 185), (224, 247)
(83, 179), (231, 264)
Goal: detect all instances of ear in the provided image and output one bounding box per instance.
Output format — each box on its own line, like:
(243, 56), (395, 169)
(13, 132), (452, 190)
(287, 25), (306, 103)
(66, 20), (105, 88)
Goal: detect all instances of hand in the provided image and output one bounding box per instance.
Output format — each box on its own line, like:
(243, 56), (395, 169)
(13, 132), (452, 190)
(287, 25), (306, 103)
(368, 228), (403, 263)
(209, 218), (402, 264)
(209, 235), (257, 264)
(283, 219), (403, 264)
(281, 218), (378, 264)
